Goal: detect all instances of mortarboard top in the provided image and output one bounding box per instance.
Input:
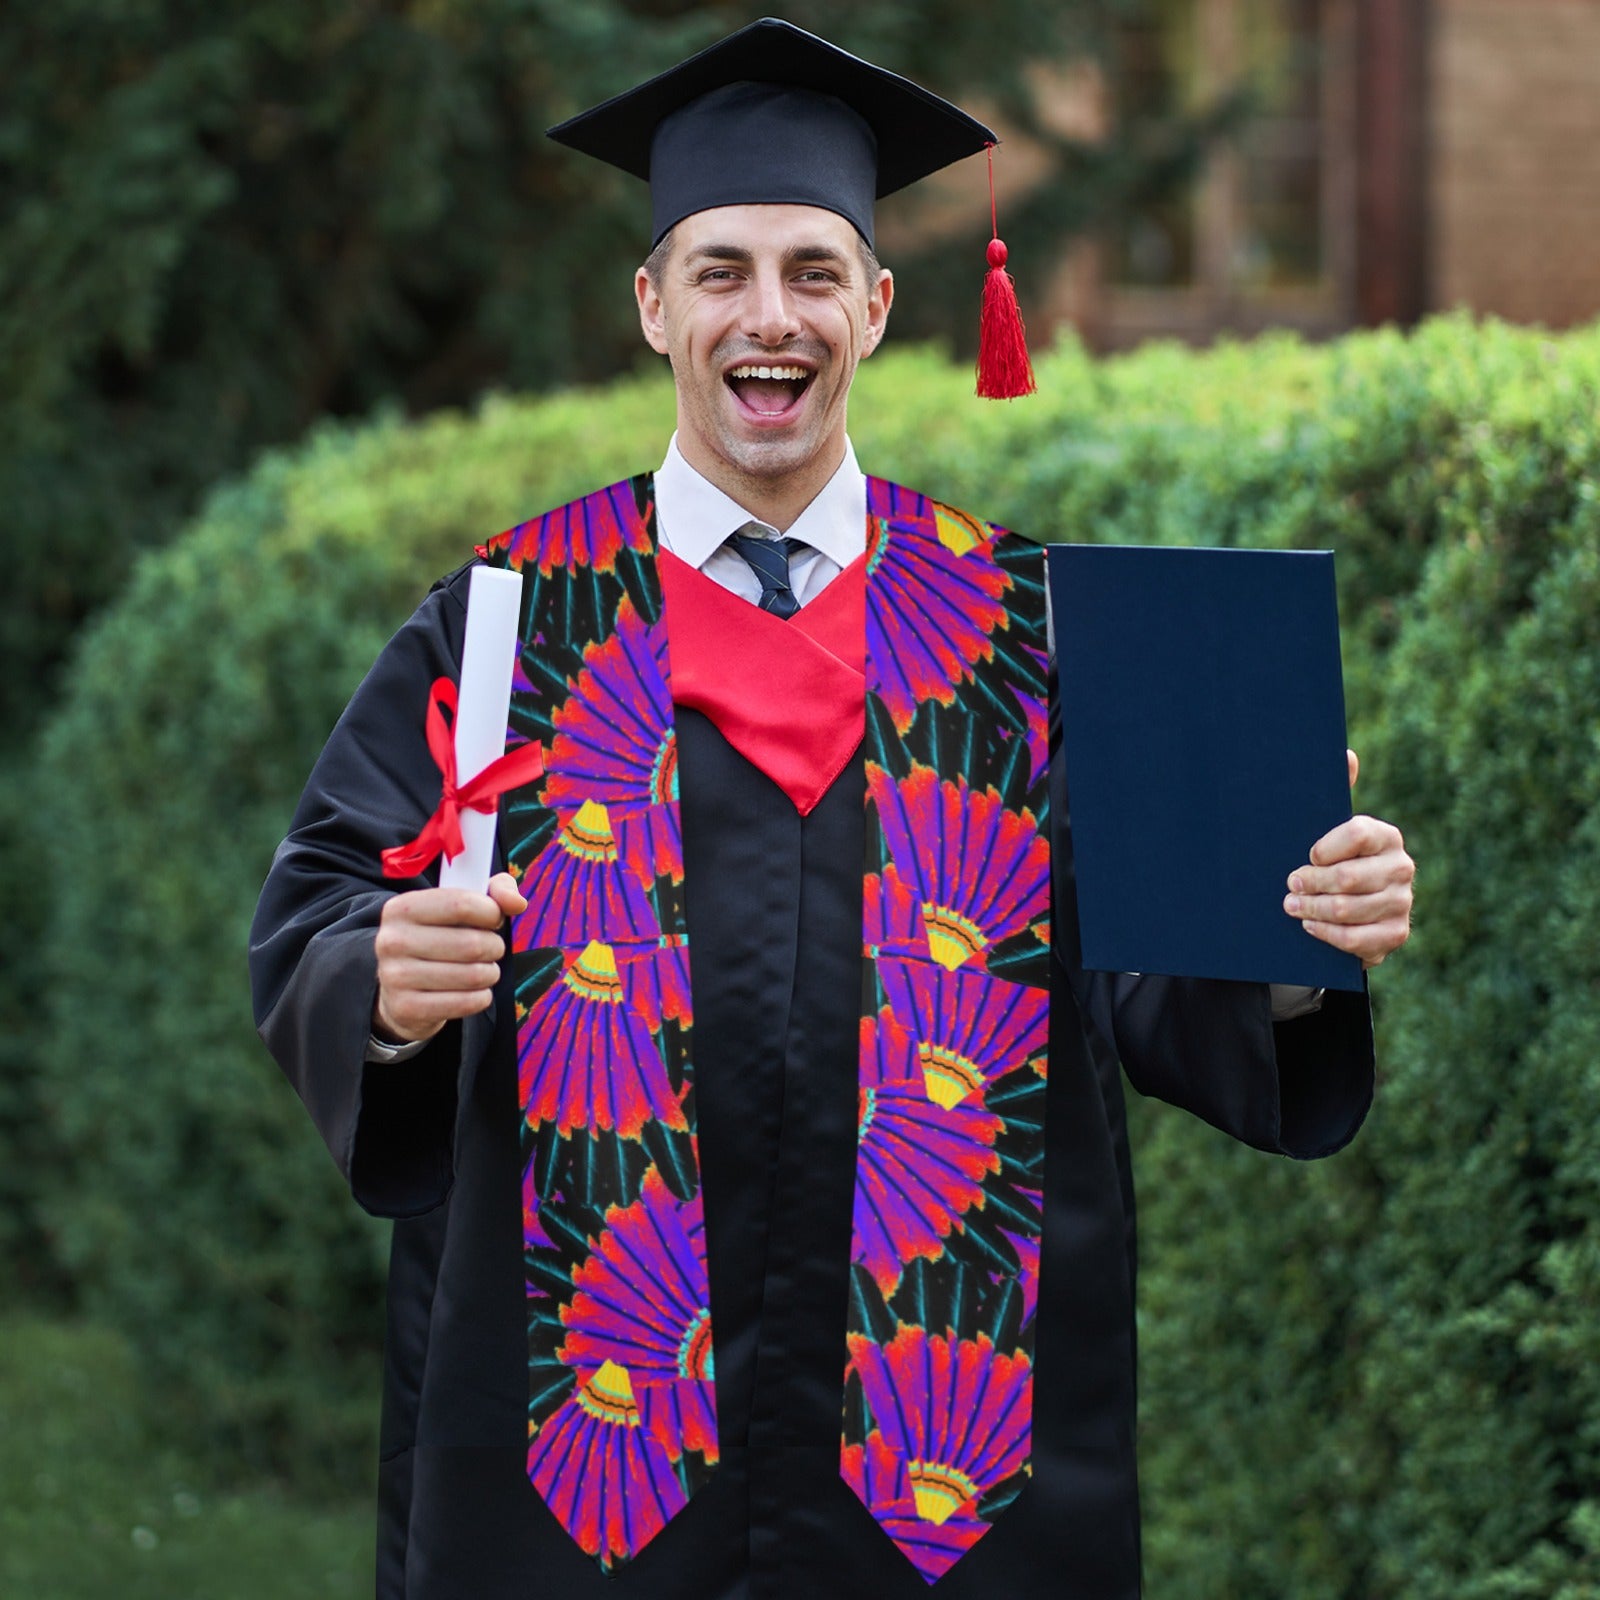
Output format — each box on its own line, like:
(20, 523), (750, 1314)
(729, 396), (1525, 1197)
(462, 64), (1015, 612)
(546, 17), (998, 248)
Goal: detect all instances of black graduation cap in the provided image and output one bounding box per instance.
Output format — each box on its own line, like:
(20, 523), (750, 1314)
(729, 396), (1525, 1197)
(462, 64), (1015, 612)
(546, 16), (998, 249)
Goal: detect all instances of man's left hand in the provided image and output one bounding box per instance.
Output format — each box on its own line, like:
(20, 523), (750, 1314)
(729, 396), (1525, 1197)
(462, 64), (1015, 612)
(1284, 750), (1415, 968)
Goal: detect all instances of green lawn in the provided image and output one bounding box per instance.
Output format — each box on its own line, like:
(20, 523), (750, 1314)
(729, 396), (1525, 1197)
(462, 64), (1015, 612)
(0, 1316), (371, 1598)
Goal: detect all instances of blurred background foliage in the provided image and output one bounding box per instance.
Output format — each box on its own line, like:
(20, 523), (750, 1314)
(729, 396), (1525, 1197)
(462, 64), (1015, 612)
(5, 1), (1600, 1594)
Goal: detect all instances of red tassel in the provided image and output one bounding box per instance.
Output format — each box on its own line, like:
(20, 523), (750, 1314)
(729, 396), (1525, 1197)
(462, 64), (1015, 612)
(977, 239), (1036, 399)
(976, 145), (1035, 399)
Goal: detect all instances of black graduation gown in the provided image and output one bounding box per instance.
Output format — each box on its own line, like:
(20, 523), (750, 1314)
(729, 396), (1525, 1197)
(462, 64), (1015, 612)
(250, 562), (1374, 1600)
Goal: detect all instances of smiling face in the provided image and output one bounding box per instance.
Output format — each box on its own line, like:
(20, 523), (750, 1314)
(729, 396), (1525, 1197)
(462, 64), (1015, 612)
(635, 204), (892, 527)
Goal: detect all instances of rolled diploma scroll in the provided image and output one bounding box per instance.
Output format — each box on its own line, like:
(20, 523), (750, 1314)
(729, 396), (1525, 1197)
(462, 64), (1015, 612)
(438, 565), (524, 892)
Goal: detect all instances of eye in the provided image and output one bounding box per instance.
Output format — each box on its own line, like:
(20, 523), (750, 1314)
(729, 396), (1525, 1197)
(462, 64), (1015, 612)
(697, 267), (743, 284)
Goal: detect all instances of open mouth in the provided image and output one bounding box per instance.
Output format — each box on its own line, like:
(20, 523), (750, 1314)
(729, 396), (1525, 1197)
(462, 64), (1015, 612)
(725, 363), (813, 419)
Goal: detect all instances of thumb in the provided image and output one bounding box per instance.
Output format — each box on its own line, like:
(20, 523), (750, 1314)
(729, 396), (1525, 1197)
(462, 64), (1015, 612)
(487, 870), (529, 919)
(1347, 748), (1360, 791)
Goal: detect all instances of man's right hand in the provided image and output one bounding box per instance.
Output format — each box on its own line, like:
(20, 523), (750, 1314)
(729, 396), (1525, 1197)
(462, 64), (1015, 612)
(372, 871), (529, 1045)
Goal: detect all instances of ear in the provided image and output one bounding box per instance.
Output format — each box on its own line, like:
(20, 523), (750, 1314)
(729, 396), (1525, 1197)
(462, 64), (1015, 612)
(861, 268), (894, 358)
(636, 266), (670, 356)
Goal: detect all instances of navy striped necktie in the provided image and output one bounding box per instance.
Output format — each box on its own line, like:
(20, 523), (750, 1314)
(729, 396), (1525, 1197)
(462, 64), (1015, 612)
(726, 525), (807, 619)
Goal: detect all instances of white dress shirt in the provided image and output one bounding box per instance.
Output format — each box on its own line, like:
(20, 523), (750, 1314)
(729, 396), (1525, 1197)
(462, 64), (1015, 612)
(654, 433), (864, 603)
(368, 437), (1318, 1059)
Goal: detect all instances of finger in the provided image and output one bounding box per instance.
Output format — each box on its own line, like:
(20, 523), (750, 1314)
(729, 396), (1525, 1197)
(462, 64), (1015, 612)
(1307, 814), (1405, 868)
(1302, 915), (1410, 966)
(375, 986), (494, 1042)
(1288, 850), (1415, 899)
(1347, 748), (1359, 790)
(383, 887), (511, 930)
(375, 923), (506, 965)
(1284, 883), (1413, 926)
(380, 957), (504, 993)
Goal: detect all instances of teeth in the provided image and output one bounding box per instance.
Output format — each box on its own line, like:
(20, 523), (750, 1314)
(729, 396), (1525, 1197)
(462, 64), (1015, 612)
(728, 365), (809, 381)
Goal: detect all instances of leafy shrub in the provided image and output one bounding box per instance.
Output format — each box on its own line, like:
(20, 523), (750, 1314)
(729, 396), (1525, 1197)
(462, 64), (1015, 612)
(1122, 322), (1600, 1600)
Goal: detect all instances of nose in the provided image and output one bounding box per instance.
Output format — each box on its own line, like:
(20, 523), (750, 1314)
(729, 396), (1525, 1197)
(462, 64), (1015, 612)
(744, 267), (801, 347)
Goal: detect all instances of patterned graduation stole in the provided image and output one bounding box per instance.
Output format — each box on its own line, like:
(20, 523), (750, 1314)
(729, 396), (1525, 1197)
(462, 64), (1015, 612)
(483, 475), (1049, 1582)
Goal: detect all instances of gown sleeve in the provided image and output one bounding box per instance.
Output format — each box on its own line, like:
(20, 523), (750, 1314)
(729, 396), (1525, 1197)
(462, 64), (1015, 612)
(1046, 662), (1375, 1161)
(248, 562), (499, 1216)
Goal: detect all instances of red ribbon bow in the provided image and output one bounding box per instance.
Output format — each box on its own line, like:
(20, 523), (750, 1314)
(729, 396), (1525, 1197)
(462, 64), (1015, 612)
(381, 677), (545, 880)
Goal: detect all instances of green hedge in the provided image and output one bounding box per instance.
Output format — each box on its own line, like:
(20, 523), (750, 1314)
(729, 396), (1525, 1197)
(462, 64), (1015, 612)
(1122, 325), (1600, 1600)
(33, 318), (1600, 1597)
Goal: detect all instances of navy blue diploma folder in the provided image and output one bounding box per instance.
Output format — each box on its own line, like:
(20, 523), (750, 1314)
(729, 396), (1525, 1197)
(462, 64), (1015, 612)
(1048, 544), (1364, 993)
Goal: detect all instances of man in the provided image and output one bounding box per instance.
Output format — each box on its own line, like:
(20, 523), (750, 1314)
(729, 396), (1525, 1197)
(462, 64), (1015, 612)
(250, 19), (1414, 1600)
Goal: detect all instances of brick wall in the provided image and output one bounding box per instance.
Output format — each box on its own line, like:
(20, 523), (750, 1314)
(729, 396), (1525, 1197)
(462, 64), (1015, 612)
(1431, 0), (1600, 327)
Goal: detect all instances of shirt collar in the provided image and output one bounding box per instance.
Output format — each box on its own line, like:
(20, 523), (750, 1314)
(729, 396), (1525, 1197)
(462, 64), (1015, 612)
(654, 434), (867, 571)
